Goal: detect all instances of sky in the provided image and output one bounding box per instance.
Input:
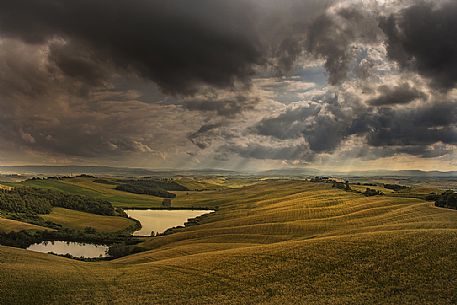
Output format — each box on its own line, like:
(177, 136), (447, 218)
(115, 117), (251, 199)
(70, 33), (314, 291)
(0, 0), (456, 171)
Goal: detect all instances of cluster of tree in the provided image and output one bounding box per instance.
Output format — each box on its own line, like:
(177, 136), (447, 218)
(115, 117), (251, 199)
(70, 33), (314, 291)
(154, 179), (188, 191)
(30, 176), (67, 180)
(116, 183), (176, 198)
(310, 177), (353, 192)
(0, 187), (118, 216)
(310, 176), (331, 182)
(0, 188), (53, 214)
(354, 182), (378, 187)
(77, 174), (95, 178)
(107, 242), (147, 258)
(332, 181), (351, 191)
(114, 179), (189, 198)
(53, 193), (116, 215)
(425, 193), (440, 201)
(433, 190), (457, 210)
(123, 179), (189, 191)
(363, 188), (383, 197)
(383, 184), (408, 191)
(0, 229), (44, 248)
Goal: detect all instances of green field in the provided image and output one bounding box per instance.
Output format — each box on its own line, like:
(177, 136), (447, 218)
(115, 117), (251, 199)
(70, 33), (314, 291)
(4, 177), (257, 209)
(6, 178), (164, 208)
(2, 180), (457, 304)
(41, 207), (136, 233)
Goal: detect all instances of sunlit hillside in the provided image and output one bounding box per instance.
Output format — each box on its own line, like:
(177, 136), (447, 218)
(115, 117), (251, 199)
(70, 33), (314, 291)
(2, 180), (457, 304)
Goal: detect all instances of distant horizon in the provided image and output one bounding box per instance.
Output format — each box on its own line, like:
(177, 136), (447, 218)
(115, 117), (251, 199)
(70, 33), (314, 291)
(2, 164), (457, 175)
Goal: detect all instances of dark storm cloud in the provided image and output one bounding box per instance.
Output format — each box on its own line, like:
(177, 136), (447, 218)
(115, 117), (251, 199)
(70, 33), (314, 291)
(304, 115), (351, 152)
(342, 100), (457, 152)
(0, 0), (264, 95)
(0, 104), (155, 158)
(187, 122), (224, 149)
(254, 105), (320, 140)
(47, 41), (112, 86)
(338, 143), (453, 161)
(306, 6), (382, 84)
(183, 96), (259, 117)
(2, 0), (457, 166)
(0, 0), (336, 162)
(380, 1), (457, 90)
(0, 0), (352, 100)
(0, 0), (344, 95)
(368, 83), (426, 106)
(0, 39), (53, 98)
(366, 102), (457, 147)
(254, 92), (362, 154)
(393, 145), (454, 158)
(250, 88), (457, 160)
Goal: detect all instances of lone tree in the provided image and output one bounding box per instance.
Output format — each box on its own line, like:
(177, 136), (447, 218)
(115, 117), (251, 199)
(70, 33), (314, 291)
(162, 198), (172, 208)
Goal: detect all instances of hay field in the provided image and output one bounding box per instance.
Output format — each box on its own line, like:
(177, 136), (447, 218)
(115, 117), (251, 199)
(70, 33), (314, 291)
(2, 180), (457, 304)
(0, 217), (50, 233)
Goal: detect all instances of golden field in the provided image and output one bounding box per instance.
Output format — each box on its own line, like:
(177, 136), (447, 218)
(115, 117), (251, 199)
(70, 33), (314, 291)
(1, 180), (457, 304)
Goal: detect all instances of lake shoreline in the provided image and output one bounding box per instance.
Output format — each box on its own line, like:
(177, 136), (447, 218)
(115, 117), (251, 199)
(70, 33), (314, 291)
(19, 208), (215, 259)
(124, 208), (214, 236)
(118, 206), (217, 211)
(27, 240), (110, 259)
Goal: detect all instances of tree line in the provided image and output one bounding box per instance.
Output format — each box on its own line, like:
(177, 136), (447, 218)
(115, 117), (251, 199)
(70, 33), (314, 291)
(427, 190), (457, 210)
(0, 187), (119, 216)
(114, 179), (189, 198)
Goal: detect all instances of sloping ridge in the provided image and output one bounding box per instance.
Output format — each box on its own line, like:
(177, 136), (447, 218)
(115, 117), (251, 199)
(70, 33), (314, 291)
(2, 181), (457, 305)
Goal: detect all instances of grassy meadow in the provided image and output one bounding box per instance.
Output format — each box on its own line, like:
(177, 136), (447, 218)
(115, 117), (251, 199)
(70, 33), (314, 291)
(41, 207), (136, 233)
(0, 217), (50, 233)
(5, 177), (253, 208)
(1, 179), (457, 304)
(5, 178), (164, 208)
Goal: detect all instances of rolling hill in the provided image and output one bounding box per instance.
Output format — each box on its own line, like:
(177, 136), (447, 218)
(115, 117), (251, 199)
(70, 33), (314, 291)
(1, 180), (457, 304)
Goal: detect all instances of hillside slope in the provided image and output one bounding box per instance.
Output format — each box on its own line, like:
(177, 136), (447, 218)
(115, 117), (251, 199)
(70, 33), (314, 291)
(2, 181), (457, 304)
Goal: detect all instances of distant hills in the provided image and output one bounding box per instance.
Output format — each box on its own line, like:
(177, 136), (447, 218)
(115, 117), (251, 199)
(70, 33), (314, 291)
(1, 165), (457, 178)
(258, 168), (457, 178)
(0, 165), (237, 177)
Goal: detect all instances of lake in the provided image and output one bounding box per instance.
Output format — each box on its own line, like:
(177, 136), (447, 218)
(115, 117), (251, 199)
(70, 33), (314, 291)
(27, 241), (109, 258)
(125, 209), (214, 236)
(26, 210), (214, 257)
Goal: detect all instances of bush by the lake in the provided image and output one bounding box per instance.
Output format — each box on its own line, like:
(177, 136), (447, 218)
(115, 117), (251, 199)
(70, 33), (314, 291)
(108, 242), (147, 258)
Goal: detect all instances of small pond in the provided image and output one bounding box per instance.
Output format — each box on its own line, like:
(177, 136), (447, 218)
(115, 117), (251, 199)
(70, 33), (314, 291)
(27, 241), (109, 258)
(125, 209), (214, 236)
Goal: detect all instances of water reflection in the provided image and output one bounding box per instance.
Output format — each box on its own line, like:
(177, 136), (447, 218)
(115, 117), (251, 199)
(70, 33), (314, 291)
(125, 209), (213, 236)
(27, 241), (109, 258)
